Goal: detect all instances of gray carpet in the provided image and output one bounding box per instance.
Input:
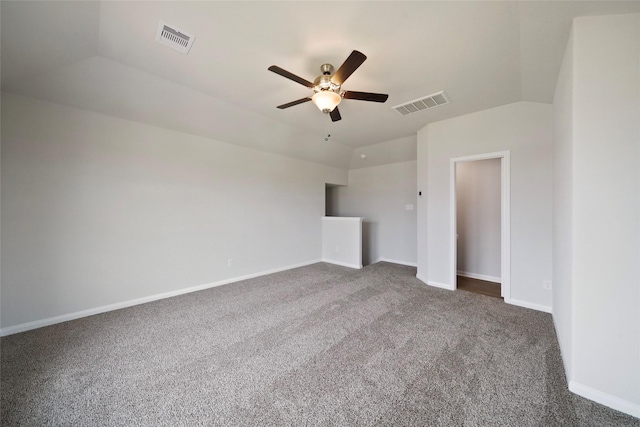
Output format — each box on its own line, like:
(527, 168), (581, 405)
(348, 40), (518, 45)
(1, 262), (638, 426)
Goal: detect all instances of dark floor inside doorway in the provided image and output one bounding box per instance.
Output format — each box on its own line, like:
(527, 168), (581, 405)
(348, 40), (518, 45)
(457, 276), (502, 299)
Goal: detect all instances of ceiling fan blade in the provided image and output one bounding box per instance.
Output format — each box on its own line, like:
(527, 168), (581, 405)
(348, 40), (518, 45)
(277, 97), (312, 109)
(332, 50), (367, 85)
(343, 91), (389, 103)
(268, 65), (315, 88)
(330, 107), (342, 122)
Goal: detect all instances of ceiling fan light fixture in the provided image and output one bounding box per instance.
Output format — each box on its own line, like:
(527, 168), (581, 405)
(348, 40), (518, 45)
(312, 91), (341, 113)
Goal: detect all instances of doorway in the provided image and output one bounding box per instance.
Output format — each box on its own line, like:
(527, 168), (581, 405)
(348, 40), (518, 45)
(450, 151), (510, 301)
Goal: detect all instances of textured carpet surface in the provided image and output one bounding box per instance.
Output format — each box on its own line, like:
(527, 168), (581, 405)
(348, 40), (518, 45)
(2, 262), (638, 426)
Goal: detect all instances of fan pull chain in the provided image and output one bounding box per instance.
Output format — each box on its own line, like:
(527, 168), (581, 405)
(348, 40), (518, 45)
(323, 123), (331, 142)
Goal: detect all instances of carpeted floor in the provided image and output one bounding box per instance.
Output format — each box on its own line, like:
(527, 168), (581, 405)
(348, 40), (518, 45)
(2, 262), (638, 426)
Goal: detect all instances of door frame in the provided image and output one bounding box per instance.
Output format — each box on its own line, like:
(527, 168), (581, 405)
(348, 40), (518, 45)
(450, 151), (510, 301)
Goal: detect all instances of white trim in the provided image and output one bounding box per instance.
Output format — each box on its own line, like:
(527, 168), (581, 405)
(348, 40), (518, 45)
(374, 258), (418, 267)
(450, 159), (458, 290)
(500, 154), (511, 300)
(451, 151), (511, 300)
(552, 315), (573, 384)
(321, 216), (364, 222)
(0, 259), (322, 337)
(427, 280), (455, 291)
(507, 298), (552, 314)
(416, 274), (455, 291)
(416, 273), (429, 284)
(321, 259), (363, 269)
(569, 380), (640, 419)
(456, 271), (501, 283)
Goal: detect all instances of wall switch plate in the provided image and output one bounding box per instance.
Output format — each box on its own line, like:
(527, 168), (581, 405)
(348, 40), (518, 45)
(543, 280), (552, 290)
(405, 204), (414, 211)
(227, 258), (234, 267)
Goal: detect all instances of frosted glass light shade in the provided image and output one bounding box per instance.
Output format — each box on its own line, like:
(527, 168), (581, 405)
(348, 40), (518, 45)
(312, 91), (341, 113)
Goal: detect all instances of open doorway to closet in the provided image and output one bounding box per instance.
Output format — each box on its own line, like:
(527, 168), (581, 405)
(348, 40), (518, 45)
(450, 151), (510, 301)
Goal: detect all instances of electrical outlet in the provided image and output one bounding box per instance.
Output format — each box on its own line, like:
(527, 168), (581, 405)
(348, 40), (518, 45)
(227, 258), (234, 267)
(335, 245), (340, 253)
(543, 280), (552, 290)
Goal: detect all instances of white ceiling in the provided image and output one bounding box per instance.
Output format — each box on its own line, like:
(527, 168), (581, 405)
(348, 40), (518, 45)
(2, 1), (639, 169)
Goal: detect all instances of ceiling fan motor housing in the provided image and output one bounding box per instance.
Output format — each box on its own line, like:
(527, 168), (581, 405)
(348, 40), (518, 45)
(320, 63), (333, 75)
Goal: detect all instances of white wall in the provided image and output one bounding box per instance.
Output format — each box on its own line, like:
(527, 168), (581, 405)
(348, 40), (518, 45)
(552, 25), (574, 382)
(1, 93), (347, 332)
(552, 14), (639, 416)
(417, 102), (553, 312)
(330, 161), (417, 266)
(349, 136), (417, 170)
(321, 217), (363, 269)
(456, 158), (501, 281)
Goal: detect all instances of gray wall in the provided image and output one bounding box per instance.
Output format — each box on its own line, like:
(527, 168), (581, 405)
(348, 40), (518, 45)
(330, 161), (417, 266)
(552, 19), (574, 386)
(1, 93), (347, 330)
(553, 14), (639, 414)
(417, 101), (553, 312)
(348, 136), (417, 170)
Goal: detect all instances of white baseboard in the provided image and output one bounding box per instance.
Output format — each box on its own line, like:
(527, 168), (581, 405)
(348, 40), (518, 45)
(415, 275), (550, 313)
(0, 259), (322, 337)
(456, 270), (501, 283)
(569, 380), (640, 419)
(428, 281), (455, 291)
(426, 280), (455, 291)
(416, 273), (428, 285)
(321, 259), (363, 269)
(415, 273), (455, 291)
(551, 316), (572, 379)
(374, 258), (417, 267)
(506, 298), (552, 314)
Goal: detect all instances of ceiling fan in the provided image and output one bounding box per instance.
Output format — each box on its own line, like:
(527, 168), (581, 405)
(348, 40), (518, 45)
(268, 50), (389, 122)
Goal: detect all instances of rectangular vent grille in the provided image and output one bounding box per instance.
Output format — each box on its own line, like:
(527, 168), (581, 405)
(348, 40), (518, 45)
(155, 21), (195, 54)
(392, 91), (450, 116)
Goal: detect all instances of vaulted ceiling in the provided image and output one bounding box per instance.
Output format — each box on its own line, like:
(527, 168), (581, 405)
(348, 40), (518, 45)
(2, 1), (638, 168)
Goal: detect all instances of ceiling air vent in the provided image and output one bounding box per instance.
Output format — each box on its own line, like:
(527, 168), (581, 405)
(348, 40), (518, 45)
(392, 91), (450, 116)
(155, 21), (195, 54)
